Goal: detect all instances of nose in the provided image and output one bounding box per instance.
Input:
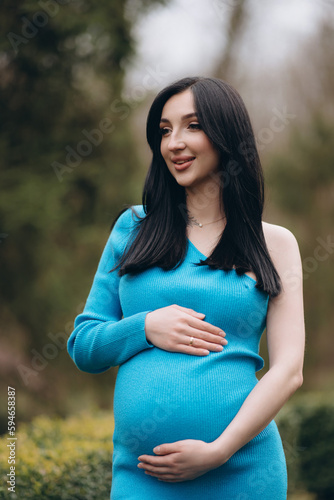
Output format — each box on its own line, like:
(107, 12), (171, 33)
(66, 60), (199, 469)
(167, 131), (186, 152)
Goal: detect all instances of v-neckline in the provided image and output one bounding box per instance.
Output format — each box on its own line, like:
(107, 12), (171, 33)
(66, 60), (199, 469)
(187, 238), (257, 284)
(187, 237), (213, 260)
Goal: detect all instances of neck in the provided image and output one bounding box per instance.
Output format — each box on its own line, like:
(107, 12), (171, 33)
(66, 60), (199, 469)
(185, 187), (225, 223)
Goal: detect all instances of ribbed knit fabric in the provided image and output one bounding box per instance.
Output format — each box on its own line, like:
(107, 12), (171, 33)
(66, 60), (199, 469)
(67, 205), (287, 500)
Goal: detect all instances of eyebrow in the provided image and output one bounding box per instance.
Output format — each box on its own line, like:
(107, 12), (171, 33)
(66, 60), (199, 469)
(159, 112), (198, 123)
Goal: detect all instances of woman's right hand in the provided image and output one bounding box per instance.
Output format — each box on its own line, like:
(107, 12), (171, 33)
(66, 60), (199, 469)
(144, 304), (227, 356)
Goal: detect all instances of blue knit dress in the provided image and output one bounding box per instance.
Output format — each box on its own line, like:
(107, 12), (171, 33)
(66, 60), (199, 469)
(67, 205), (287, 500)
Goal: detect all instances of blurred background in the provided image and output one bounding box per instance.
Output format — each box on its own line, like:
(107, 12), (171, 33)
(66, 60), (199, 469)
(0, 0), (333, 498)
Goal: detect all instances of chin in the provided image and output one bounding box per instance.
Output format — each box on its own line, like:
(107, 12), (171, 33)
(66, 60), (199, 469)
(176, 177), (204, 190)
(175, 180), (197, 190)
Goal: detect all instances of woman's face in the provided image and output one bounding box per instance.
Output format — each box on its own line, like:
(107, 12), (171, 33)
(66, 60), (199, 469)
(159, 89), (220, 191)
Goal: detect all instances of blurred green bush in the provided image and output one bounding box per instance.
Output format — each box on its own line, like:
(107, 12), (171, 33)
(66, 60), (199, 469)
(277, 392), (334, 499)
(1, 394), (333, 499)
(0, 411), (114, 500)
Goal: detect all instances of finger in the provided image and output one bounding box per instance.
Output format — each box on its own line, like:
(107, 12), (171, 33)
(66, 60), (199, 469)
(171, 304), (205, 318)
(158, 477), (184, 482)
(188, 316), (228, 341)
(178, 345), (210, 356)
(147, 473), (181, 480)
(171, 306), (227, 345)
(187, 328), (228, 347)
(138, 464), (172, 474)
(138, 455), (163, 465)
(182, 339), (223, 353)
(138, 444), (179, 463)
(138, 455), (172, 466)
(182, 328), (227, 351)
(143, 470), (180, 480)
(193, 318), (226, 337)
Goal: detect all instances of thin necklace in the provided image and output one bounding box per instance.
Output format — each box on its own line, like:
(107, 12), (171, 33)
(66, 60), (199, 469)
(188, 215), (226, 228)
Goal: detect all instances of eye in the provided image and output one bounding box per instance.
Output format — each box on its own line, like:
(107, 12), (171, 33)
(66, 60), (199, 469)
(188, 122), (201, 130)
(159, 127), (171, 136)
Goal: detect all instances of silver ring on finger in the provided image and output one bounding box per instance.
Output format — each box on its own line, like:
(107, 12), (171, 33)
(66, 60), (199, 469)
(189, 336), (194, 346)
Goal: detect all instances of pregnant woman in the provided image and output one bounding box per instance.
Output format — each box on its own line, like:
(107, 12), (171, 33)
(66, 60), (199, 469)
(67, 76), (305, 499)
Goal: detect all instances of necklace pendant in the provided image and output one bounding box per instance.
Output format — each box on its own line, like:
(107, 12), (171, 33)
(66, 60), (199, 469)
(189, 217), (203, 228)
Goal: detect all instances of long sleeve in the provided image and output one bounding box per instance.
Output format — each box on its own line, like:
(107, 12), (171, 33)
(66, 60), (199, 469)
(67, 208), (154, 373)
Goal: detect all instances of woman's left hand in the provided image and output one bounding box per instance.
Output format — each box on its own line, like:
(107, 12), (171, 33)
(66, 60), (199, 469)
(137, 439), (224, 482)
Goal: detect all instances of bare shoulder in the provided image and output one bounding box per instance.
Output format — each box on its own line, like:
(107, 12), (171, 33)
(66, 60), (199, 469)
(262, 221), (299, 249)
(261, 221), (301, 270)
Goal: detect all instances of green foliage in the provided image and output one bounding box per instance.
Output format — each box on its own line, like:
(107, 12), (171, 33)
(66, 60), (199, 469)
(267, 114), (334, 222)
(277, 393), (334, 499)
(0, 0), (152, 339)
(266, 115), (334, 379)
(0, 396), (333, 499)
(0, 0), (165, 422)
(0, 411), (114, 499)
(298, 406), (334, 499)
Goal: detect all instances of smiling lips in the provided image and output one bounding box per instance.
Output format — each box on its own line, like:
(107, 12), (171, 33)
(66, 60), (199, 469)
(171, 156), (195, 171)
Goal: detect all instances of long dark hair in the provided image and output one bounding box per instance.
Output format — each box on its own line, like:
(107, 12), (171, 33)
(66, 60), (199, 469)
(110, 76), (282, 297)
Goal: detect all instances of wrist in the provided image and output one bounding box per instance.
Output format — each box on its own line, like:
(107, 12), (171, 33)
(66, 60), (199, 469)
(144, 312), (153, 343)
(209, 438), (233, 466)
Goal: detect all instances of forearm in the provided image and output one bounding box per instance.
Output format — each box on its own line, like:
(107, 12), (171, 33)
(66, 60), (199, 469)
(212, 365), (303, 464)
(68, 310), (153, 373)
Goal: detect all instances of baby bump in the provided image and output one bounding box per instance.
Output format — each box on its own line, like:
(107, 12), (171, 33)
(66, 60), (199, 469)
(113, 347), (259, 456)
